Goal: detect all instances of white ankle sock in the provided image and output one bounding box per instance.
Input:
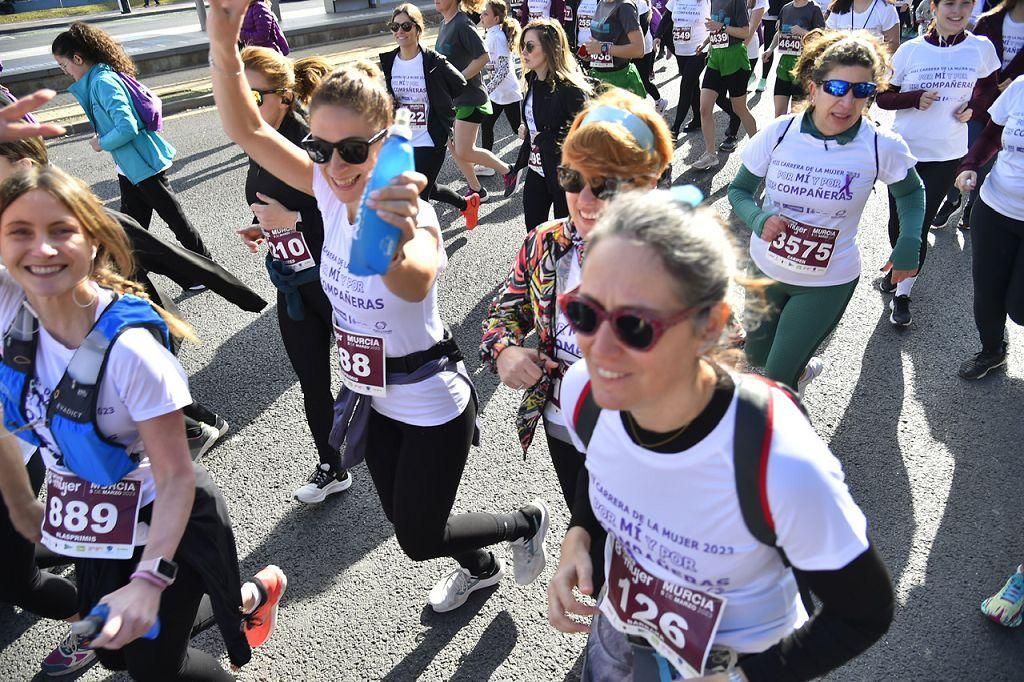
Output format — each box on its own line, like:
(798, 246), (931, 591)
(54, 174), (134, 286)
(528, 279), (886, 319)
(895, 275), (916, 298)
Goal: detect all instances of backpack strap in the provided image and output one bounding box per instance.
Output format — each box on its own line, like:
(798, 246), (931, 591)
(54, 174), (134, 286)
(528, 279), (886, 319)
(771, 116), (796, 154)
(733, 377), (780, 553)
(571, 380), (601, 449)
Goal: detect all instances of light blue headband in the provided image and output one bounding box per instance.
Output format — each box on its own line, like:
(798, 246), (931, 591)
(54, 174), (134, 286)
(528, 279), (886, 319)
(579, 105), (656, 152)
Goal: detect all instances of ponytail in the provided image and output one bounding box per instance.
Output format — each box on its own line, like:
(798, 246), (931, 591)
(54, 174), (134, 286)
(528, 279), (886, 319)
(486, 0), (522, 50)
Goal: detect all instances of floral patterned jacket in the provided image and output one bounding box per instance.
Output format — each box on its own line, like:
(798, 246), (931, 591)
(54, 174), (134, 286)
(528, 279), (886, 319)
(480, 218), (579, 454)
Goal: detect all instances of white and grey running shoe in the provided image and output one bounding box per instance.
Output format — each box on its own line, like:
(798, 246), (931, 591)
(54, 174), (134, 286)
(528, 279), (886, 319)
(510, 498), (550, 586)
(293, 464), (352, 504)
(797, 357), (825, 398)
(428, 557), (505, 613)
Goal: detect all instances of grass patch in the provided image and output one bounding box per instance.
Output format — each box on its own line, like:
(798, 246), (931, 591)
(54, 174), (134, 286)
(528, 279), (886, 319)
(0, 0), (192, 25)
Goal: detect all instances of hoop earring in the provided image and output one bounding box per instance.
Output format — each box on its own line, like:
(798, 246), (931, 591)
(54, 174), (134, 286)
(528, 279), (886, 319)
(72, 280), (97, 309)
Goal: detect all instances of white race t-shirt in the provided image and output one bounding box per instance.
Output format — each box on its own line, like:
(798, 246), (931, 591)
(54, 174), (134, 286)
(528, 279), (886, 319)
(578, 0), (601, 47)
(669, 0), (711, 56)
(746, 0), (767, 59)
(390, 52), (433, 148)
(980, 75), (1024, 221)
(741, 113), (916, 286)
(543, 239), (583, 430)
(1004, 13), (1024, 69)
(560, 361), (870, 653)
(486, 26), (524, 105)
(0, 277), (191, 508)
(312, 169), (471, 425)
(529, 0), (553, 18)
(890, 34), (1001, 161)
(824, 0), (899, 37)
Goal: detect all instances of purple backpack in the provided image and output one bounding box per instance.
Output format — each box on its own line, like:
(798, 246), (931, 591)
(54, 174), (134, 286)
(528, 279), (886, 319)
(117, 72), (163, 133)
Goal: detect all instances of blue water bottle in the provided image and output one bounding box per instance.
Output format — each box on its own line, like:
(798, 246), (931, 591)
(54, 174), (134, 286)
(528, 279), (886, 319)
(72, 603), (161, 642)
(349, 108), (416, 276)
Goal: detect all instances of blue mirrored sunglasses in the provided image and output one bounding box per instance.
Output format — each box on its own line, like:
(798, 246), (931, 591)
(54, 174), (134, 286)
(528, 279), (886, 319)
(819, 79), (878, 98)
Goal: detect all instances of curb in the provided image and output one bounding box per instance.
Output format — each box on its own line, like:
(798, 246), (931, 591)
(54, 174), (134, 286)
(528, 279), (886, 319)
(0, 2), (193, 35)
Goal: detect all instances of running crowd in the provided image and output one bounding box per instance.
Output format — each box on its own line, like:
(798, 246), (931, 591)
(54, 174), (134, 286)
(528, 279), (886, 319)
(0, 0), (1021, 676)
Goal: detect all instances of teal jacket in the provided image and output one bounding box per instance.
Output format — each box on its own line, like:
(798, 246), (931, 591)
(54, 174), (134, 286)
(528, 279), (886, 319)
(68, 64), (175, 185)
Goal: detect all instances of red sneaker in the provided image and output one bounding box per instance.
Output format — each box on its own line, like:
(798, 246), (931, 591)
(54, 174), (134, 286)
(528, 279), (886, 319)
(462, 191), (481, 230)
(244, 565), (287, 649)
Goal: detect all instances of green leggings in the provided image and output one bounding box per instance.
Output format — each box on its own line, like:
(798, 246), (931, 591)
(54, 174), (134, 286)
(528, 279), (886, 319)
(744, 273), (859, 389)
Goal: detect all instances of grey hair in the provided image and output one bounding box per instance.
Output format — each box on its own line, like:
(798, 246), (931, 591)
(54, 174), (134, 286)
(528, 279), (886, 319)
(587, 189), (737, 318)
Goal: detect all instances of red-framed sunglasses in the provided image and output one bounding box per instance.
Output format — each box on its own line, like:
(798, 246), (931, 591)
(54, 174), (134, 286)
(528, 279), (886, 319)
(557, 292), (700, 351)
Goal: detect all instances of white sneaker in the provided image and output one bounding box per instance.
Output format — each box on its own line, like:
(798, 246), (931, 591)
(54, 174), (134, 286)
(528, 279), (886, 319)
(473, 164), (496, 177)
(428, 557), (505, 613)
(692, 152), (719, 170)
(293, 464), (352, 504)
(510, 498), (549, 586)
(797, 357), (825, 398)
(655, 98), (669, 115)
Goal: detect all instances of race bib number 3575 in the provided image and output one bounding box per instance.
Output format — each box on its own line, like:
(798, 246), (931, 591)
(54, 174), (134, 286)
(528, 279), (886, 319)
(766, 220), (838, 276)
(600, 540), (727, 678)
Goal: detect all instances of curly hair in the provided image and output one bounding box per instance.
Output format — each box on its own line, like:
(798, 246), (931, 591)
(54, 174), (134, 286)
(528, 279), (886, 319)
(52, 22), (137, 77)
(792, 29), (891, 93)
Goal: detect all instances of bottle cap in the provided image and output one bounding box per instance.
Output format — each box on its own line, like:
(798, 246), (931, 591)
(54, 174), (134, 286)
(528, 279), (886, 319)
(391, 108), (414, 141)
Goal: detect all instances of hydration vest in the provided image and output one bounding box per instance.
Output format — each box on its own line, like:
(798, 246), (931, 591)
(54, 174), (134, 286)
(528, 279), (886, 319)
(0, 294), (172, 486)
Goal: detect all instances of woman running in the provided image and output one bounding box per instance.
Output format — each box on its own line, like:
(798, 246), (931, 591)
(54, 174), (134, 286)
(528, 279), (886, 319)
(52, 24), (214, 269)
(728, 30), (924, 391)
(824, 0), (901, 54)
(634, 0), (669, 110)
(381, 4), (481, 229)
(932, 0), (1024, 230)
(761, 0), (826, 116)
(876, 0), (1000, 327)
(480, 0), (525, 167)
(584, 0), (648, 96)
(208, 0), (549, 613)
(515, 18), (592, 230)
(954, 75), (1024, 379)
(234, 47), (355, 503)
(547, 189), (894, 680)
(0, 164), (285, 680)
(693, 0), (758, 170)
(482, 89), (672, 510)
(435, 0), (517, 202)
(658, 0), (711, 136)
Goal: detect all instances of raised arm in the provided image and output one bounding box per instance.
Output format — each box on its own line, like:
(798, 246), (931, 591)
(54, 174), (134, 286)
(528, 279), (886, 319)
(208, 0), (315, 195)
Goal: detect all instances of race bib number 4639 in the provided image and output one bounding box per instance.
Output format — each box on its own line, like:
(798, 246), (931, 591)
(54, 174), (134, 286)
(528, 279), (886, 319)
(766, 220), (838, 275)
(334, 326), (387, 397)
(600, 540), (727, 678)
(710, 29), (729, 49)
(41, 470), (142, 560)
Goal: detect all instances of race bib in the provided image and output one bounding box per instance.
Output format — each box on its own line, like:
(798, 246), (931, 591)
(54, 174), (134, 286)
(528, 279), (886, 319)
(41, 470), (142, 560)
(590, 49), (614, 69)
(266, 228), (316, 272)
(601, 540), (727, 678)
(529, 142), (544, 175)
(673, 26), (692, 43)
(777, 33), (803, 56)
(579, 15), (592, 29)
(710, 29), (729, 49)
(563, 4), (573, 22)
(334, 326), (387, 397)
(766, 220), (838, 276)
(530, 10), (544, 19)
(405, 102), (428, 130)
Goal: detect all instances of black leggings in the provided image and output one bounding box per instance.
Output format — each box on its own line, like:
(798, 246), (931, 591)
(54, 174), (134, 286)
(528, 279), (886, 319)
(0, 453), (78, 621)
(277, 281), (339, 469)
(633, 51), (662, 101)
(970, 198), (1024, 353)
(887, 158), (960, 271)
(118, 172), (211, 259)
(481, 101), (523, 152)
(762, 19), (778, 76)
(672, 53), (705, 130)
(364, 400), (530, 575)
(414, 145), (467, 211)
(524, 168), (568, 232)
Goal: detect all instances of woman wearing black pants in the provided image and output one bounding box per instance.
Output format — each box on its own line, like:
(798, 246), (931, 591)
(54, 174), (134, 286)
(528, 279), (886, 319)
(515, 19), (591, 230)
(658, 0), (711, 134)
(955, 76), (1024, 380)
(633, 0), (666, 107)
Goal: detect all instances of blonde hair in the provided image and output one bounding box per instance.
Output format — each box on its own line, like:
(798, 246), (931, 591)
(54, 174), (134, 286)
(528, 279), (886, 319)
(240, 46), (332, 107)
(561, 89), (672, 182)
(461, 0), (486, 14)
(0, 166), (196, 342)
(519, 18), (593, 94)
(309, 61), (393, 131)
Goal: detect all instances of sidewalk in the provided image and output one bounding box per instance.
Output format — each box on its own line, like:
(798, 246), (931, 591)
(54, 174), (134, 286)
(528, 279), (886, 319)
(1, 1), (193, 35)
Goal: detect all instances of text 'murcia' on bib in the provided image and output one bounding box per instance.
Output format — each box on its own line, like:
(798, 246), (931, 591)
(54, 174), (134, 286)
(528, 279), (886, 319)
(266, 228), (316, 272)
(41, 469), (143, 560)
(334, 324), (387, 397)
(765, 219), (838, 276)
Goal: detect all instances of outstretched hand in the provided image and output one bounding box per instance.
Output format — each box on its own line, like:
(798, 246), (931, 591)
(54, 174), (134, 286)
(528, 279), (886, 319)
(0, 90), (66, 143)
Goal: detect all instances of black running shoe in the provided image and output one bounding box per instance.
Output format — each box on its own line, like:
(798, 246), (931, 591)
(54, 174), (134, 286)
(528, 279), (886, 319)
(931, 195), (961, 227)
(718, 134), (738, 153)
(890, 295), (912, 327)
(958, 347), (1008, 380)
(682, 118), (702, 133)
(878, 270), (896, 294)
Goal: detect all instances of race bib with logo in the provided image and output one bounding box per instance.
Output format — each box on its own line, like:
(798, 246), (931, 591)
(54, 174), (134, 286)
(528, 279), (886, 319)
(590, 49), (614, 69)
(777, 33), (803, 56)
(41, 470), (143, 560)
(266, 228), (316, 272)
(564, 3), (574, 22)
(766, 219), (838, 276)
(334, 326), (387, 397)
(529, 142), (544, 176)
(673, 26), (692, 43)
(600, 539), (728, 678)
(710, 29), (729, 49)
(405, 102), (428, 130)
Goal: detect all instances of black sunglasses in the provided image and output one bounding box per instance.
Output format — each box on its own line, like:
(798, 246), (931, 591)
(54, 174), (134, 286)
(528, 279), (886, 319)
(251, 88), (288, 107)
(300, 130), (387, 165)
(523, 41), (539, 53)
(557, 166), (638, 200)
(558, 293), (700, 351)
(389, 21), (416, 32)
(819, 79), (877, 98)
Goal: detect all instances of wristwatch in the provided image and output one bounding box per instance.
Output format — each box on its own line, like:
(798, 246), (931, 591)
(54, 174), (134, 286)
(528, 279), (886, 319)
(136, 557), (178, 586)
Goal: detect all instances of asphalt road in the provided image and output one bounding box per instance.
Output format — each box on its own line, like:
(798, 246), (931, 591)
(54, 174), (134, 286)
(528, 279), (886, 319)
(1, 59), (1023, 681)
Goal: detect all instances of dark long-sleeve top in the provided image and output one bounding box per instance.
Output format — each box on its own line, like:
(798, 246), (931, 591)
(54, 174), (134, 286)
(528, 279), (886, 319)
(513, 73), (589, 194)
(969, 8), (1024, 123)
(958, 119), (1005, 173)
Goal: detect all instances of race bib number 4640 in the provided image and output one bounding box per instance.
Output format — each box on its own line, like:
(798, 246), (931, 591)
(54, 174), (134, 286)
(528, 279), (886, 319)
(41, 470), (142, 560)
(766, 220), (838, 276)
(777, 33), (803, 55)
(334, 326), (387, 397)
(600, 540), (727, 678)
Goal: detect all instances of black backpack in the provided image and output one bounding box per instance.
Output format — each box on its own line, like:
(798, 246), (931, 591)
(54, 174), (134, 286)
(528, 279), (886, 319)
(571, 375), (817, 614)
